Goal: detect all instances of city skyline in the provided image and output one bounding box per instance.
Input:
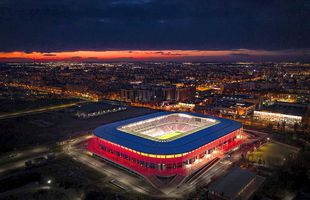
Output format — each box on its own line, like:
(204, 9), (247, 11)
(0, 49), (309, 62)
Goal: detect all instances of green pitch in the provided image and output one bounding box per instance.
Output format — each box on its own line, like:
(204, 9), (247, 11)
(118, 113), (220, 142)
(158, 131), (183, 140)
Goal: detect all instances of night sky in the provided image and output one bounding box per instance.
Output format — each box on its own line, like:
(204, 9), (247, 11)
(0, 0), (309, 61)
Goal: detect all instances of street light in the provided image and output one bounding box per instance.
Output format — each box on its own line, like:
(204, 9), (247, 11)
(47, 179), (52, 184)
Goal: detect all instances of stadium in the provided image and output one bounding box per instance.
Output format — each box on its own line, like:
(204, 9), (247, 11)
(87, 112), (244, 187)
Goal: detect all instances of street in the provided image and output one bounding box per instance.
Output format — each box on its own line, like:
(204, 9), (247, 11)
(0, 101), (86, 120)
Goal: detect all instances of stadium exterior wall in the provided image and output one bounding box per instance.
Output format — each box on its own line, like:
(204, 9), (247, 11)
(87, 127), (243, 177)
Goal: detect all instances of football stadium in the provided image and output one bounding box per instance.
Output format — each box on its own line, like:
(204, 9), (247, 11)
(87, 112), (244, 187)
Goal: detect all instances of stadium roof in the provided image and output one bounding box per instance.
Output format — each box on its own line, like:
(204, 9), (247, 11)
(93, 112), (242, 154)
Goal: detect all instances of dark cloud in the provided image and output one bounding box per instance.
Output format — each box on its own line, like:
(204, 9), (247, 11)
(230, 53), (252, 58)
(0, 57), (32, 62)
(43, 53), (57, 56)
(111, 0), (152, 5)
(0, 0), (309, 54)
(70, 56), (82, 59)
(155, 51), (185, 56)
(86, 57), (98, 59)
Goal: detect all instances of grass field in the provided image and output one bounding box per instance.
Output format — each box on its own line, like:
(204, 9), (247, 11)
(120, 114), (220, 142)
(247, 141), (300, 166)
(158, 131), (183, 140)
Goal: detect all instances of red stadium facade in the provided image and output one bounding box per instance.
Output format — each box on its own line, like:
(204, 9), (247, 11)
(87, 112), (245, 188)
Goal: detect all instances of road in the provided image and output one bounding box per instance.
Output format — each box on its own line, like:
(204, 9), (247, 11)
(0, 133), (93, 175)
(0, 145), (51, 174)
(170, 159), (232, 197)
(0, 180), (80, 200)
(0, 101), (86, 120)
(0, 133), (91, 175)
(244, 129), (269, 138)
(63, 137), (161, 197)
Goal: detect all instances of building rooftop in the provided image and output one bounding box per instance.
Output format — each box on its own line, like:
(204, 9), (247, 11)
(209, 167), (256, 199)
(74, 102), (121, 113)
(258, 102), (308, 116)
(217, 99), (255, 108)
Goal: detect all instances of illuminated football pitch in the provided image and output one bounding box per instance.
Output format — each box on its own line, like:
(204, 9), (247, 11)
(118, 113), (219, 142)
(158, 131), (183, 140)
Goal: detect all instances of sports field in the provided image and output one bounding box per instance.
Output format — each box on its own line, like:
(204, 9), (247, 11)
(158, 131), (183, 140)
(118, 113), (220, 142)
(247, 141), (300, 166)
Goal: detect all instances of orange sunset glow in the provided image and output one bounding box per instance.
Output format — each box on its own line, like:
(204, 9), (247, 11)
(0, 49), (306, 62)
